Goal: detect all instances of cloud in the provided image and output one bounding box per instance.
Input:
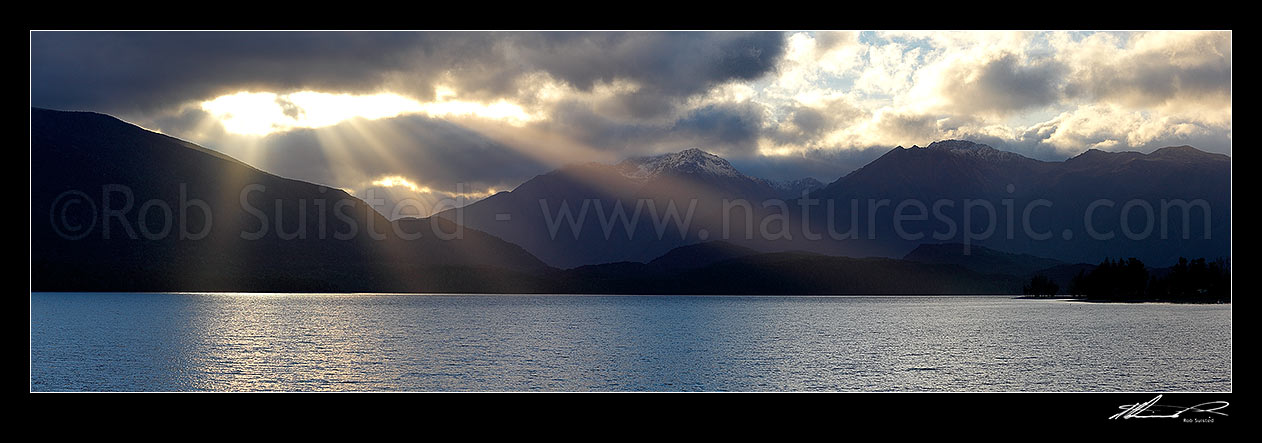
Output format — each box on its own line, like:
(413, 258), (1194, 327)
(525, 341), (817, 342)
(506, 32), (784, 95)
(32, 31), (786, 119)
(669, 103), (766, 156)
(1058, 31), (1231, 114)
(853, 41), (924, 96)
(31, 30), (1230, 203)
(921, 51), (1067, 116)
(32, 31), (791, 167)
(869, 109), (943, 145)
(528, 98), (770, 160)
(758, 31), (1230, 159)
(1022, 104), (1229, 154)
(31, 31), (437, 115)
(765, 96), (865, 149)
(813, 31), (859, 53)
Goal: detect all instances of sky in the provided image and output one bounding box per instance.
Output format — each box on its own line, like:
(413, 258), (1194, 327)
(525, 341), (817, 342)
(30, 31), (1231, 216)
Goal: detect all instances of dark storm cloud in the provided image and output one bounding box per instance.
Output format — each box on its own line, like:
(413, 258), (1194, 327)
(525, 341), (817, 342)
(540, 100), (663, 153)
(592, 90), (679, 121)
(31, 31), (786, 120)
(538, 99), (769, 158)
(31, 31), (444, 115)
(936, 52), (1066, 115)
(503, 32), (784, 97)
(669, 103), (765, 155)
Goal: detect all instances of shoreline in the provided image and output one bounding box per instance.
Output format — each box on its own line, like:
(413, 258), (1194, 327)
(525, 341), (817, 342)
(1063, 298), (1229, 305)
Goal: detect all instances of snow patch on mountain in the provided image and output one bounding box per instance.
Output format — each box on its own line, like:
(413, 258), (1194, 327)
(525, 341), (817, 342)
(616, 148), (747, 180)
(925, 139), (1028, 162)
(761, 177), (825, 198)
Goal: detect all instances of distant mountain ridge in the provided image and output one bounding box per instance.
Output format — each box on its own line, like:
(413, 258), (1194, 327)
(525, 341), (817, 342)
(924, 139), (1034, 162)
(441, 139), (1228, 268)
(817, 140), (1053, 199)
(903, 243), (1067, 277)
(646, 240), (760, 270)
(762, 177), (825, 199)
(806, 139), (1229, 265)
(618, 148), (826, 198)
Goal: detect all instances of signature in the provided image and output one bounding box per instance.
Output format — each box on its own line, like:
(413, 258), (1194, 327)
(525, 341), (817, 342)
(1109, 395), (1229, 420)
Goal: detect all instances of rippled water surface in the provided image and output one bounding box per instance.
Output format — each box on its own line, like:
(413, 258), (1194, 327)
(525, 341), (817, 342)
(30, 293), (1231, 391)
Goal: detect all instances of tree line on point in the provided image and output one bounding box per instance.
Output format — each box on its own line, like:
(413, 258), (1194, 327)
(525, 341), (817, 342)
(1022, 257), (1230, 303)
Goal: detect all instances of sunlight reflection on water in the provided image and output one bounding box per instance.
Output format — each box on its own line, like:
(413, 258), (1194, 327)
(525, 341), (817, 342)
(30, 293), (1232, 392)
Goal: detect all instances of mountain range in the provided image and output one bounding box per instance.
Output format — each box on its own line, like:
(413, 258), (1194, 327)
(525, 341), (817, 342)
(807, 140), (1230, 264)
(438, 139), (1229, 268)
(30, 108), (1231, 293)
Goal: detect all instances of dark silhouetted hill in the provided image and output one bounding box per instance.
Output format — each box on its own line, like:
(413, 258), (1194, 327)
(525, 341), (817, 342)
(549, 243), (1023, 294)
(903, 243), (1065, 277)
(646, 240), (759, 270)
(31, 108), (549, 292)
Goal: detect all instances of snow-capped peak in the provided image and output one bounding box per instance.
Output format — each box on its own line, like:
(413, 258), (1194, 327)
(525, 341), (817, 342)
(925, 140), (1027, 162)
(617, 148), (747, 180)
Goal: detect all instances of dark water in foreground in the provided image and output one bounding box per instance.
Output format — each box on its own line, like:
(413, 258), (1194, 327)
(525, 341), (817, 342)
(30, 293), (1231, 392)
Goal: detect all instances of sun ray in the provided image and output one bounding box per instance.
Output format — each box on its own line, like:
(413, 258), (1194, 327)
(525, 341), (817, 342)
(200, 89), (540, 137)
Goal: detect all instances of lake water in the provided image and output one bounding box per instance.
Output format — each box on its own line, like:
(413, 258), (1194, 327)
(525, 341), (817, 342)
(29, 293), (1231, 392)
